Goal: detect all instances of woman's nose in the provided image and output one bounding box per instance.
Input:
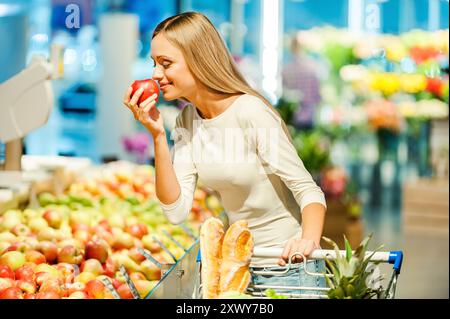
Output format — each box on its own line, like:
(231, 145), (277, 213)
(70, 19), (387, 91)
(152, 67), (163, 80)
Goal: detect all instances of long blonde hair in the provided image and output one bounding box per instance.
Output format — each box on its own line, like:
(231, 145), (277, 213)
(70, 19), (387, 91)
(152, 12), (292, 141)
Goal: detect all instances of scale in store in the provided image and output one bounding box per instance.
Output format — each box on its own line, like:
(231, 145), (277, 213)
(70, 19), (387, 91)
(0, 56), (56, 171)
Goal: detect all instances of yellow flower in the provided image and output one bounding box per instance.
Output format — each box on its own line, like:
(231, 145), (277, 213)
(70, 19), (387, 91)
(399, 74), (428, 93)
(370, 73), (401, 96)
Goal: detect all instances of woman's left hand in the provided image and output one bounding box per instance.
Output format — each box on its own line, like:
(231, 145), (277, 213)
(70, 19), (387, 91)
(278, 237), (319, 266)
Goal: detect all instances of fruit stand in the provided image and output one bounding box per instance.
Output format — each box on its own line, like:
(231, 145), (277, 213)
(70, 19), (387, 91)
(0, 157), (221, 299)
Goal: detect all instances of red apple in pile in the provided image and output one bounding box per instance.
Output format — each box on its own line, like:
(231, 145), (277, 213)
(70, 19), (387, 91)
(80, 259), (104, 276)
(102, 257), (116, 277)
(16, 280), (37, 294)
(42, 209), (62, 229)
(38, 241), (58, 264)
(5, 241), (32, 253)
(15, 264), (35, 282)
(36, 291), (60, 299)
(57, 245), (84, 265)
(0, 278), (15, 291)
(0, 286), (23, 299)
(0, 265), (15, 279)
(125, 223), (148, 239)
(25, 250), (46, 265)
(85, 239), (109, 263)
(85, 279), (106, 299)
(117, 283), (133, 299)
(11, 224), (32, 237)
(131, 79), (160, 105)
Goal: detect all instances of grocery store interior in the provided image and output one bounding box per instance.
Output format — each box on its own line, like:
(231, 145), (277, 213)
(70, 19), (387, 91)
(0, 0), (448, 299)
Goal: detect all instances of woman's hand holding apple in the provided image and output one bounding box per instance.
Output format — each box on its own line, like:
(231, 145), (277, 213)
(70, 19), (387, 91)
(123, 84), (165, 139)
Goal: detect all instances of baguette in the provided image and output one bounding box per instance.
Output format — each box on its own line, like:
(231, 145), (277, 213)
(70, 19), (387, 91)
(200, 217), (225, 299)
(219, 220), (254, 294)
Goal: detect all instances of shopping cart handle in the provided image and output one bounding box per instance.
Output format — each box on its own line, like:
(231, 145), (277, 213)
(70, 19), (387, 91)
(253, 248), (404, 273)
(388, 251), (403, 274)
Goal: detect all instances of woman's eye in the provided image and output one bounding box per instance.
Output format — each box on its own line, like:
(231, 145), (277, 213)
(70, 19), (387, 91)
(162, 62), (171, 69)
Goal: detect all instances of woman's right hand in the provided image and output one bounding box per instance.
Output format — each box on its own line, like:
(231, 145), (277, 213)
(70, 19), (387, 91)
(123, 86), (165, 139)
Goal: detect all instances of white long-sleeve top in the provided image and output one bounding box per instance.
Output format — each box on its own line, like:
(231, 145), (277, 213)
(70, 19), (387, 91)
(158, 94), (327, 266)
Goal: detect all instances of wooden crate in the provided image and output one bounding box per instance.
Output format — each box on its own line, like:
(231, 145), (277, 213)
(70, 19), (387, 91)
(402, 177), (449, 233)
(321, 198), (363, 249)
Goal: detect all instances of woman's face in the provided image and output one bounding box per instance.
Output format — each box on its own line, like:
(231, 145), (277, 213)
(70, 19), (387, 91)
(151, 33), (197, 101)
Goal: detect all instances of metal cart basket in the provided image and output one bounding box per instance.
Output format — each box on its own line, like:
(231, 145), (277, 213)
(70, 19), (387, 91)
(193, 246), (403, 299)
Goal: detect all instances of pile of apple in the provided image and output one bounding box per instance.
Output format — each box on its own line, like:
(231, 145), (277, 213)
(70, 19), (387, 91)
(0, 163), (224, 299)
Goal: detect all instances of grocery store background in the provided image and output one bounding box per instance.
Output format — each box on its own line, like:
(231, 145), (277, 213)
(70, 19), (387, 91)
(0, 0), (448, 298)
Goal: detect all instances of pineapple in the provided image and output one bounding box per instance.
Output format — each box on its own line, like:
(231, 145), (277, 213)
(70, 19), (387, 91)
(322, 233), (384, 299)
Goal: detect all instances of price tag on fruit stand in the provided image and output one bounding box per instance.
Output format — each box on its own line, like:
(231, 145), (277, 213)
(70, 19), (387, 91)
(179, 224), (196, 239)
(152, 235), (178, 263)
(100, 277), (121, 299)
(119, 266), (140, 299)
(137, 248), (163, 269)
(161, 229), (187, 252)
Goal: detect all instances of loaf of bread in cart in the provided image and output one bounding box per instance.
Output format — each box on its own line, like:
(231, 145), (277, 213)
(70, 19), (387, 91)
(200, 217), (225, 299)
(219, 220), (254, 295)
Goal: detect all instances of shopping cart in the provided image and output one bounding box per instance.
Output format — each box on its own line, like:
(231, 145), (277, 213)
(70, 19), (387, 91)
(194, 247), (403, 299)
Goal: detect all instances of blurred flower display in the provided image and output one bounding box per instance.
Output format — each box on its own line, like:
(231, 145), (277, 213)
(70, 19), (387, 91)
(320, 166), (348, 198)
(364, 99), (403, 133)
(122, 132), (151, 164)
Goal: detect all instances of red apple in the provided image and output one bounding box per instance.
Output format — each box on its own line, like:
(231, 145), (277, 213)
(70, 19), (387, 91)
(140, 259), (162, 281)
(23, 293), (36, 299)
(85, 279), (106, 299)
(0, 251), (26, 270)
(57, 245), (84, 265)
(0, 278), (15, 291)
(73, 229), (91, 244)
(117, 283), (133, 299)
(36, 291), (61, 299)
(55, 263), (78, 284)
(74, 272), (96, 284)
(80, 259), (104, 276)
(65, 282), (86, 296)
(102, 257), (116, 278)
(38, 241), (58, 264)
(129, 272), (146, 282)
(15, 264), (35, 282)
(42, 209), (62, 229)
(5, 241), (32, 253)
(70, 222), (90, 233)
(39, 278), (63, 296)
(11, 224), (31, 237)
(0, 286), (23, 299)
(131, 79), (160, 105)
(125, 223), (148, 239)
(34, 263), (62, 279)
(35, 272), (52, 287)
(112, 233), (134, 250)
(25, 250), (46, 265)
(134, 279), (157, 299)
(0, 265), (15, 279)
(85, 239), (109, 263)
(141, 235), (162, 253)
(128, 247), (145, 263)
(67, 291), (88, 299)
(16, 280), (37, 294)
(111, 278), (121, 289)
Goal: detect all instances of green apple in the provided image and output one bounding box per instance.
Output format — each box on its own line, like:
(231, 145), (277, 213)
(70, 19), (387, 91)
(0, 251), (26, 271)
(27, 217), (49, 233)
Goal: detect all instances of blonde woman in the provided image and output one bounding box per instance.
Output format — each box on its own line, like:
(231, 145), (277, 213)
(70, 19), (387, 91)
(123, 12), (327, 296)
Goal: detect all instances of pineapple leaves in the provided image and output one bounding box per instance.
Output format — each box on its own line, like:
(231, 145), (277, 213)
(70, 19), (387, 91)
(322, 234), (385, 299)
